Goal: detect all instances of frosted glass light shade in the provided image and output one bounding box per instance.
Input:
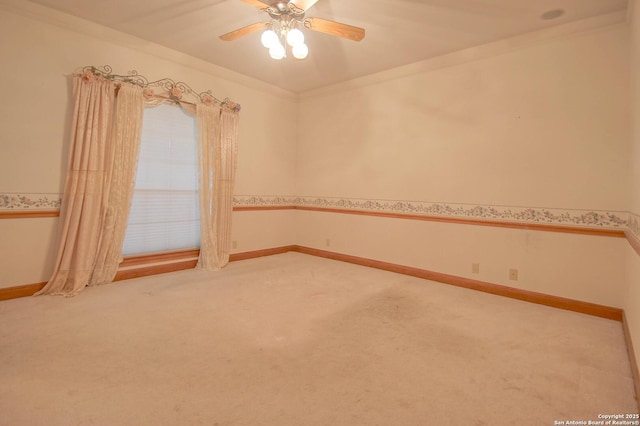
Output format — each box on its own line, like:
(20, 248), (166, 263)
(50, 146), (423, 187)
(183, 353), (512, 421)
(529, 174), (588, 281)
(269, 43), (286, 60)
(261, 30), (278, 48)
(292, 42), (308, 59)
(287, 28), (304, 47)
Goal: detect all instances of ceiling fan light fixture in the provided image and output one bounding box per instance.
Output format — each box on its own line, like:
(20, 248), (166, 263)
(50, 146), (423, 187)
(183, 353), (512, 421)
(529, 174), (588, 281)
(269, 43), (286, 59)
(219, 0), (365, 62)
(261, 29), (278, 48)
(292, 42), (308, 59)
(286, 28), (304, 47)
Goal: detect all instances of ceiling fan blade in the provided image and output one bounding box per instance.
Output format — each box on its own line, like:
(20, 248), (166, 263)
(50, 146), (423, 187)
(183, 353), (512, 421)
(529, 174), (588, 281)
(289, 0), (320, 12)
(219, 22), (269, 41)
(239, 0), (271, 9)
(305, 17), (365, 41)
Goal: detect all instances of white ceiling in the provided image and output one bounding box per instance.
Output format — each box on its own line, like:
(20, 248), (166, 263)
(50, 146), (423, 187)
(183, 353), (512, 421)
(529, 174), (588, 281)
(26, 0), (628, 93)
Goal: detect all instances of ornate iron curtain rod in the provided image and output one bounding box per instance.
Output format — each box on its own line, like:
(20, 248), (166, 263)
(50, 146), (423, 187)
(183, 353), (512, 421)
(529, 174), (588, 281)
(80, 65), (241, 111)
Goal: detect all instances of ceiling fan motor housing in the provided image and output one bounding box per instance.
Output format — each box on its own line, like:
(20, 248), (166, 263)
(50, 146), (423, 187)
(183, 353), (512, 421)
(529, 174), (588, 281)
(266, 1), (306, 19)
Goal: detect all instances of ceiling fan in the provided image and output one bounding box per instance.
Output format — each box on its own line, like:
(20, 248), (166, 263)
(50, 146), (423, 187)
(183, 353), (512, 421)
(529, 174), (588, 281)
(219, 0), (365, 59)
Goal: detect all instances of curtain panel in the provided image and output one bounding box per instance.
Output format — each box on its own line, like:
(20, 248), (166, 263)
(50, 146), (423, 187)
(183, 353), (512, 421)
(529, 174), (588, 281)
(37, 76), (145, 296)
(91, 84), (145, 285)
(196, 105), (240, 271)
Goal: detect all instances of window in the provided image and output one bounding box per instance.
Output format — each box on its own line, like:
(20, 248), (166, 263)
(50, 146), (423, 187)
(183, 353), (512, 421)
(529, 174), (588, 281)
(122, 104), (200, 255)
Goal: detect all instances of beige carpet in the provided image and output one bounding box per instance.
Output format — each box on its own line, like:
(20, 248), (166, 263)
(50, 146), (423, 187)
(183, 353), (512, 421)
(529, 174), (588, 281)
(0, 252), (636, 425)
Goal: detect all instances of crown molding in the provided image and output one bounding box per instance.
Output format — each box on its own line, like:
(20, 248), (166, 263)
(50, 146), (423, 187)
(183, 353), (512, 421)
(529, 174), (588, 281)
(300, 10), (628, 99)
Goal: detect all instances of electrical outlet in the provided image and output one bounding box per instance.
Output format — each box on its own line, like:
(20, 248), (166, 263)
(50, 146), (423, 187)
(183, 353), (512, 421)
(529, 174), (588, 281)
(325, 239), (331, 247)
(472, 263), (480, 274)
(509, 268), (518, 281)
(232, 240), (238, 249)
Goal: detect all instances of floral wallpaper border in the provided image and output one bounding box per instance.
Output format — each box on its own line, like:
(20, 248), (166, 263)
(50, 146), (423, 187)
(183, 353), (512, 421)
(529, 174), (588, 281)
(233, 195), (297, 208)
(628, 212), (640, 240)
(0, 193), (62, 210)
(234, 195), (628, 230)
(2, 192), (629, 231)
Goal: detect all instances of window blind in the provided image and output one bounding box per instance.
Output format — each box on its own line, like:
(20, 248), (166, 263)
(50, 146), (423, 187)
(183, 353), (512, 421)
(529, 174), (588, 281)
(122, 104), (200, 256)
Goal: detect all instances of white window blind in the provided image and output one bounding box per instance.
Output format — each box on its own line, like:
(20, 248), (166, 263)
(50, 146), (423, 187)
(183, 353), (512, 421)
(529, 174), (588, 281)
(122, 104), (200, 256)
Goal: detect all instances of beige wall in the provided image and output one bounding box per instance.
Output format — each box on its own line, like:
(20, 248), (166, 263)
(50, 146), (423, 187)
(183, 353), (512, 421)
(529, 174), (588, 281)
(297, 25), (629, 209)
(625, 0), (640, 372)
(296, 210), (627, 307)
(631, 1), (640, 216)
(296, 22), (630, 306)
(0, 4), (297, 288)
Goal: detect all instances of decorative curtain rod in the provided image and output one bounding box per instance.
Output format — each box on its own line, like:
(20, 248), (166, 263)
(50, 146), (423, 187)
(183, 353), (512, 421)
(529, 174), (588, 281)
(80, 65), (240, 111)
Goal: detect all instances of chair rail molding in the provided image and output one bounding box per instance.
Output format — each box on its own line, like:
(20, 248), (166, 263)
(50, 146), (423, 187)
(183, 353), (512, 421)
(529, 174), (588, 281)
(293, 196), (628, 230)
(0, 193), (61, 218)
(0, 193), (61, 210)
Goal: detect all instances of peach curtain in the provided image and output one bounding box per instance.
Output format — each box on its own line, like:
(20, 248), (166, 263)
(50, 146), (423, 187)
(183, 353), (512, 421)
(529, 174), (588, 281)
(90, 83), (145, 285)
(37, 77), (144, 296)
(196, 105), (240, 270)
